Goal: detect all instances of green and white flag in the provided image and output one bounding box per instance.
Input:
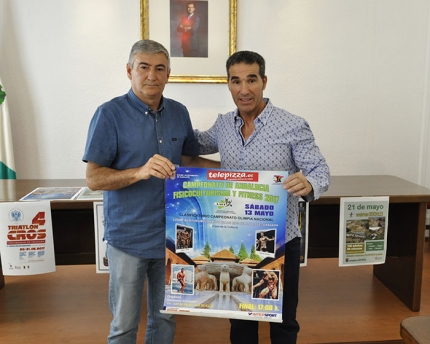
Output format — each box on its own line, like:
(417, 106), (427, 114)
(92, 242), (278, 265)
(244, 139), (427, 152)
(0, 79), (16, 179)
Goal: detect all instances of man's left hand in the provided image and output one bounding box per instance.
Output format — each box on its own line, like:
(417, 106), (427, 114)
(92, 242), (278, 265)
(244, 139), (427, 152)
(283, 171), (313, 197)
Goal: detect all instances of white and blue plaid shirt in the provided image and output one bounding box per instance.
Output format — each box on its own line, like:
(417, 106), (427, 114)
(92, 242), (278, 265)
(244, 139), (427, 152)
(195, 98), (330, 242)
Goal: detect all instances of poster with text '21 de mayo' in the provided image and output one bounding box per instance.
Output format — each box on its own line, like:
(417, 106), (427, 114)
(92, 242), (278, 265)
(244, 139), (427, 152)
(162, 167), (288, 323)
(339, 196), (389, 267)
(0, 201), (56, 275)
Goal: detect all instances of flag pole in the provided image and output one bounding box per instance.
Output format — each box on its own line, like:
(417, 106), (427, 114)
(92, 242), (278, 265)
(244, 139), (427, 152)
(0, 79), (16, 179)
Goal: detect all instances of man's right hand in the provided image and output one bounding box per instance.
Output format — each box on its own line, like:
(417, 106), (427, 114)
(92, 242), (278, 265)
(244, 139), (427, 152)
(138, 154), (176, 180)
(86, 154), (176, 191)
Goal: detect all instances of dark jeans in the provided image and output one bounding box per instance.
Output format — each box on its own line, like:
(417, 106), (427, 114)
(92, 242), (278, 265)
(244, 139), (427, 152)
(230, 237), (301, 344)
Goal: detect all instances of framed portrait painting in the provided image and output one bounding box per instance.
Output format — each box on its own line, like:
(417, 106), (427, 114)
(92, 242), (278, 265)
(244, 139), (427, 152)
(140, 0), (237, 83)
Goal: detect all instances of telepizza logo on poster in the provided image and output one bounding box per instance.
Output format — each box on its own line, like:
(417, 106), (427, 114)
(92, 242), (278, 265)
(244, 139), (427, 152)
(6, 210), (47, 244)
(207, 170), (259, 182)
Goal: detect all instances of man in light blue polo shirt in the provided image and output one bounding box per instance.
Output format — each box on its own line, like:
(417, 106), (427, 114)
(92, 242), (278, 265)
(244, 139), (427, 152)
(82, 39), (213, 344)
(195, 50), (330, 344)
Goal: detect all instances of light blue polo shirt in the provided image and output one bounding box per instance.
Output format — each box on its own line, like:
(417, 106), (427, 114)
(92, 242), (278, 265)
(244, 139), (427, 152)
(83, 89), (199, 258)
(195, 98), (330, 243)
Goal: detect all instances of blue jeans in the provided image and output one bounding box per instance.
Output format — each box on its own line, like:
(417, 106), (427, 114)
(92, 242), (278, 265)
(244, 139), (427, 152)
(107, 244), (176, 344)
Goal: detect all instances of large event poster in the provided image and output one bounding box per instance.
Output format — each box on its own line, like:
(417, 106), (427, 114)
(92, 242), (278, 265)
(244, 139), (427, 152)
(339, 196), (389, 266)
(162, 167), (288, 322)
(0, 201), (56, 275)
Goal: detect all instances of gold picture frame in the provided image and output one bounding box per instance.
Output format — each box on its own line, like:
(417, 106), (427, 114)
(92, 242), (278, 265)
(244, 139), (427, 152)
(140, 0), (237, 83)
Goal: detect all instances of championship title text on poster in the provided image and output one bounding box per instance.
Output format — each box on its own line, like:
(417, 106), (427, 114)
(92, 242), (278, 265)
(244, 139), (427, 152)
(162, 167), (288, 322)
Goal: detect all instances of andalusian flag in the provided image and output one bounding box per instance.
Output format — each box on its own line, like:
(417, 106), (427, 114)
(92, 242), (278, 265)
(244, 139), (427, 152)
(0, 80), (16, 179)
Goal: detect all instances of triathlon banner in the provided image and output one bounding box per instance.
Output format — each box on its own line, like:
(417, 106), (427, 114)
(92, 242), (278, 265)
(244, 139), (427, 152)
(0, 201), (56, 275)
(162, 167), (288, 322)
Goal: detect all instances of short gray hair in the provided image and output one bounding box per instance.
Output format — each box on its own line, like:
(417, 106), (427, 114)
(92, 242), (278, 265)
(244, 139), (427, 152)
(128, 40), (170, 69)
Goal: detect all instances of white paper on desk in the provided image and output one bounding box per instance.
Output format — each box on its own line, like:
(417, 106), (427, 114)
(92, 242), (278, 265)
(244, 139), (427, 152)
(76, 187), (103, 200)
(19, 186), (84, 201)
(339, 196), (389, 267)
(0, 201), (56, 275)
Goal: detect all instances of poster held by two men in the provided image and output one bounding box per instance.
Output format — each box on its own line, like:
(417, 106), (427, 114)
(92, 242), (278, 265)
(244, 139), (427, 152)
(161, 167), (289, 322)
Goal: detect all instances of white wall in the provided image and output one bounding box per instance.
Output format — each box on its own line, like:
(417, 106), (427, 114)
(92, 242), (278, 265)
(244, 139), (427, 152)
(1, 0), (430, 187)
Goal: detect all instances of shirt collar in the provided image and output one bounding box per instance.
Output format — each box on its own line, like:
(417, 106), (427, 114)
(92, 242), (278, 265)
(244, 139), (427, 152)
(127, 88), (165, 115)
(234, 98), (272, 125)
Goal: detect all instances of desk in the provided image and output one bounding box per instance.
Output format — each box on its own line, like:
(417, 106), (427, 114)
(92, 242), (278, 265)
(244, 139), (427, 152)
(1, 175), (430, 311)
(309, 175), (430, 312)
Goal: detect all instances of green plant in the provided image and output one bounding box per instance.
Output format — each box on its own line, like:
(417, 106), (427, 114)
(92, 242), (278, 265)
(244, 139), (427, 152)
(0, 85), (5, 105)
